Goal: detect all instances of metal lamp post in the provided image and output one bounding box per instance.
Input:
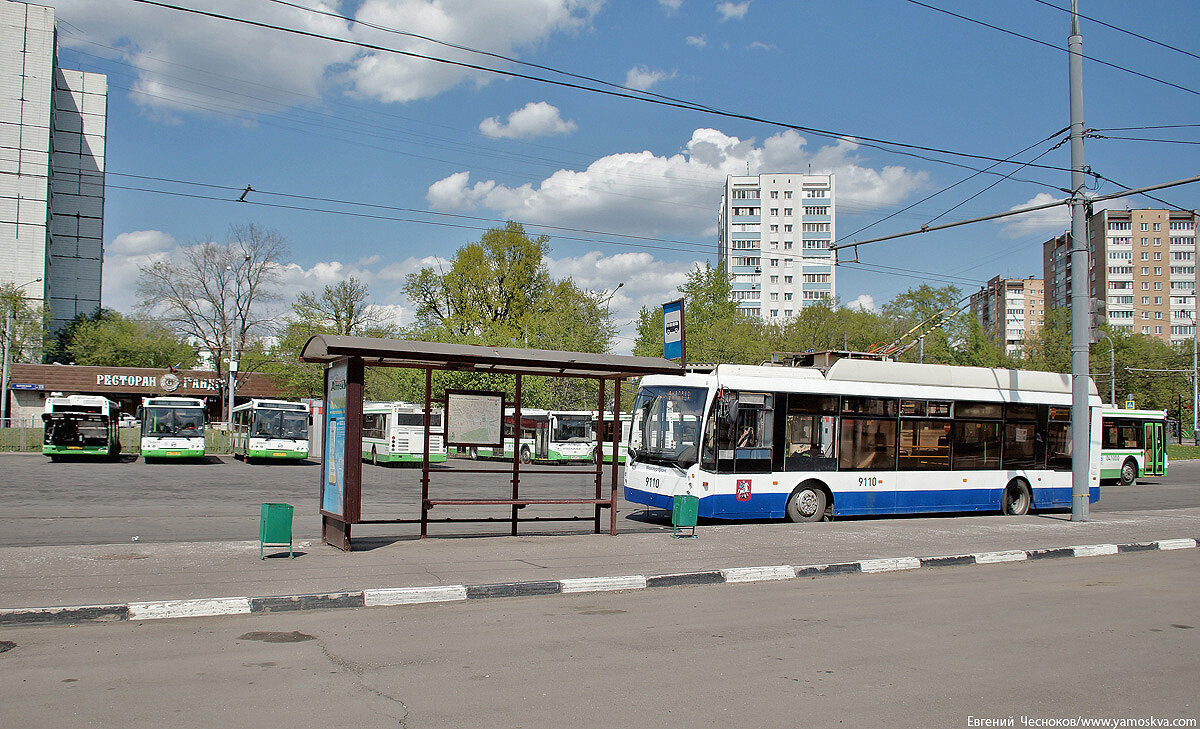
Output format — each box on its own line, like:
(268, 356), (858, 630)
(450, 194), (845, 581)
(1, 278), (43, 424)
(225, 255), (251, 438)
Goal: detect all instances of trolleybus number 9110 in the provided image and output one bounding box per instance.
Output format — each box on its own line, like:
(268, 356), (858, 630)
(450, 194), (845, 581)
(645, 477), (661, 490)
(858, 476), (879, 488)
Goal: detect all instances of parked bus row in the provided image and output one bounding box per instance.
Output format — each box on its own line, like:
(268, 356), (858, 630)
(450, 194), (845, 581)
(623, 359), (1169, 523)
(41, 397), (311, 463)
(463, 409), (633, 465)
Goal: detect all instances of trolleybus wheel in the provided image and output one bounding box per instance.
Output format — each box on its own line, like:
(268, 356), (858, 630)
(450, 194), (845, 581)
(1001, 478), (1032, 516)
(371, 447), (378, 466)
(785, 484), (827, 523)
(470, 447), (478, 460)
(1118, 458), (1137, 487)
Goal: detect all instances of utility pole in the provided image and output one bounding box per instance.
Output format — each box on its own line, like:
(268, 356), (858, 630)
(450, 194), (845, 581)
(1068, 0), (1090, 521)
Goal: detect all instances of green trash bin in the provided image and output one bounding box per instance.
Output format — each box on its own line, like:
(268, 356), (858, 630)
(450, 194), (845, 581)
(260, 503), (294, 559)
(671, 494), (699, 539)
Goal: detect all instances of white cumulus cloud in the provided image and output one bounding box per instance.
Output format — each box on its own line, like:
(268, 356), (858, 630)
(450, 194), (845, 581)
(999, 192), (1071, 237)
(625, 65), (676, 91)
(427, 128), (929, 238)
(48, 0), (603, 114)
(716, 1), (751, 21)
(846, 294), (876, 312)
(479, 102), (577, 139)
(686, 35), (707, 48)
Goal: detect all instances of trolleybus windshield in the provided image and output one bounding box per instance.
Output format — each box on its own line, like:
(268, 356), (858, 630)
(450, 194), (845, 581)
(629, 385), (706, 468)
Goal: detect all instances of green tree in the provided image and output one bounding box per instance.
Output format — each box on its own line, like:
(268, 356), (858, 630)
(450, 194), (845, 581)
(400, 222), (616, 408)
(62, 311), (198, 368)
(880, 284), (967, 364)
(1018, 307), (1071, 373)
(633, 262), (763, 364)
(267, 277), (399, 400)
(1, 282), (51, 365)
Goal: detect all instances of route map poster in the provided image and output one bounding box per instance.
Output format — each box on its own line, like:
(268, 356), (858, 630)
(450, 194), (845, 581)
(321, 360), (348, 516)
(445, 391), (504, 447)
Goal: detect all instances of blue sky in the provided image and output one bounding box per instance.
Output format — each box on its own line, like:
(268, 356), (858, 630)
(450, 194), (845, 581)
(45, 0), (1200, 351)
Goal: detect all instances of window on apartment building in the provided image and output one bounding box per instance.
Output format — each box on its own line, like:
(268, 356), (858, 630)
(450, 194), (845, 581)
(784, 276), (793, 283)
(770, 191), (778, 199)
(784, 292), (793, 300)
(784, 208), (793, 216)
(1155, 238), (1162, 245)
(803, 240), (827, 249)
(1170, 221), (1195, 231)
(784, 191), (792, 199)
(1142, 238), (1149, 245)
(1156, 312), (1163, 319)
(771, 259), (779, 267)
(1142, 267), (1150, 275)
(770, 293), (779, 301)
(784, 225), (793, 232)
(805, 189), (827, 198)
(1143, 282), (1150, 290)
(770, 208), (779, 216)
(731, 188), (759, 199)
(770, 275), (778, 283)
(1155, 326), (1163, 334)
(1155, 252), (1162, 260)
(1154, 223), (1161, 231)
(1155, 282), (1163, 290)
(1155, 267), (1162, 275)
(1142, 223), (1149, 231)
(770, 225), (778, 232)
(1143, 326), (1150, 333)
(771, 309), (779, 317)
(783, 241), (793, 249)
(1141, 252), (1149, 260)
(1142, 297), (1150, 304)
(784, 309), (793, 317)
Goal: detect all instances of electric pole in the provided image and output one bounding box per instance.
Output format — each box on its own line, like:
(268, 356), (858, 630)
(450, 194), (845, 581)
(1068, 0), (1090, 521)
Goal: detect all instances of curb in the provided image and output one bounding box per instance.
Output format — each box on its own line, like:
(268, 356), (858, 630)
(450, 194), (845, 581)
(2, 537), (1196, 627)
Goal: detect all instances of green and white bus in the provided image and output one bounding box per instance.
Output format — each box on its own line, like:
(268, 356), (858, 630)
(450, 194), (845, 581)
(140, 396), (206, 460)
(362, 402), (446, 465)
(232, 399), (311, 461)
(471, 409), (596, 464)
(42, 395), (122, 460)
(1100, 408), (1168, 486)
(595, 411), (633, 464)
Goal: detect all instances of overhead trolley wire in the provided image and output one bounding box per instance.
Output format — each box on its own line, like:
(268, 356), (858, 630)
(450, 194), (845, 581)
(902, 0), (1200, 97)
(1027, 0), (1200, 64)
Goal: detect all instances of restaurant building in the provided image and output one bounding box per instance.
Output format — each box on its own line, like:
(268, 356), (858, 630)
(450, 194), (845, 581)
(5, 364), (283, 423)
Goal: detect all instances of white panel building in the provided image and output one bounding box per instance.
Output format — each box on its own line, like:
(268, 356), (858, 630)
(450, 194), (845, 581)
(717, 173), (835, 320)
(1, 0), (106, 334)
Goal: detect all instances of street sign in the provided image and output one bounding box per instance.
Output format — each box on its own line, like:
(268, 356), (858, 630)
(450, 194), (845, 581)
(1125, 398), (1135, 409)
(663, 299), (684, 362)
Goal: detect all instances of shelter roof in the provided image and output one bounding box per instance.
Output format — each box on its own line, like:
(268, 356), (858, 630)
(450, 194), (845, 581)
(299, 335), (684, 379)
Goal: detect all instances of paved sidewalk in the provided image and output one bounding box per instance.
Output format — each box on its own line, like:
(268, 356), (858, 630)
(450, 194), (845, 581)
(2, 505), (1198, 616)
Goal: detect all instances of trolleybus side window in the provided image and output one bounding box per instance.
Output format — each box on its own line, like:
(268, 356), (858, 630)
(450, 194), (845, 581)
(838, 396), (898, 471)
(1046, 406), (1073, 471)
(781, 393), (837, 472)
(1102, 418), (1142, 449)
(1002, 403), (1042, 469)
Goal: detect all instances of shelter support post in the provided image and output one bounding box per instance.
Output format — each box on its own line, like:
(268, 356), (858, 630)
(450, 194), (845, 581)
(421, 367), (432, 538)
(594, 377), (605, 533)
(610, 380), (620, 536)
(511, 374), (522, 536)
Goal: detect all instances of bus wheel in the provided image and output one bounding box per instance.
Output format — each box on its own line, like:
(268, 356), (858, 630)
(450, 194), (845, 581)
(371, 447), (378, 466)
(1001, 478), (1032, 516)
(1118, 458), (1137, 486)
(470, 447), (478, 460)
(785, 484), (827, 523)
(520, 447), (532, 464)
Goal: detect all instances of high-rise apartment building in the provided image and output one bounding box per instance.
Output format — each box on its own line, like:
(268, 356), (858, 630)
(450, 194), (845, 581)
(969, 275), (1044, 355)
(717, 173), (835, 320)
(1, 0), (107, 334)
(1043, 209), (1199, 345)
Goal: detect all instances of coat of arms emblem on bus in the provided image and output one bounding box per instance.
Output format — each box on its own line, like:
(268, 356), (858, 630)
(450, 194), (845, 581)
(736, 479), (751, 501)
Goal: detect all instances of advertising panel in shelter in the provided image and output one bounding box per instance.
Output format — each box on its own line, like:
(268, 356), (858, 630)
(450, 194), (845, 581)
(321, 360), (348, 517)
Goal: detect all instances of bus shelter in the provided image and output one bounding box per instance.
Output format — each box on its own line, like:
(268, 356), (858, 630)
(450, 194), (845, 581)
(298, 335), (682, 550)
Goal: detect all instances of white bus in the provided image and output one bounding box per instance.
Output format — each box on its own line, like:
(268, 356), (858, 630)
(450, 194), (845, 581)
(231, 399), (311, 461)
(1100, 408), (1168, 486)
(471, 409), (595, 464)
(140, 396), (207, 460)
(362, 402), (446, 465)
(623, 359), (1102, 522)
(42, 395), (122, 460)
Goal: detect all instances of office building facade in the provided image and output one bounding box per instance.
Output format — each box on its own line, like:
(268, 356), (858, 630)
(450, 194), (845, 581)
(1, 0), (107, 334)
(717, 173), (835, 320)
